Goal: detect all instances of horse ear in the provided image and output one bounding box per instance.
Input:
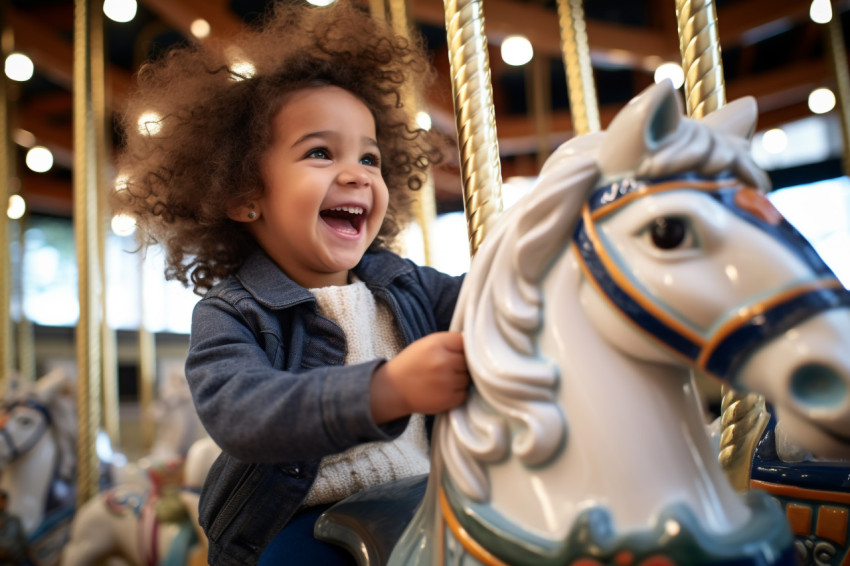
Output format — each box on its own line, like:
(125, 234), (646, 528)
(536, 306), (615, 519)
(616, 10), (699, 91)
(34, 368), (73, 404)
(699, 96), (758, 140)
(598, 80), (683, 176)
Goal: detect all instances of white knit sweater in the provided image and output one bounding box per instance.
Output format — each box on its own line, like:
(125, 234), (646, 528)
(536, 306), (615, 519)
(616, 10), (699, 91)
(303, 279), (430, 506)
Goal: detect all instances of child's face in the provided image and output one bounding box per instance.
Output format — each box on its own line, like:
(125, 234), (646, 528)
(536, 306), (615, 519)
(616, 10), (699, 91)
(251, 86), (389, 288)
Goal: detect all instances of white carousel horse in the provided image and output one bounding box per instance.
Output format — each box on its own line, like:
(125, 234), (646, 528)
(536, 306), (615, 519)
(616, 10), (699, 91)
(147, 364), (205, 462)
(317, 80), (850, 565)
(0, 368), (78, 564)
(0, 368), (77, 531)
(60, 435), (220, 566)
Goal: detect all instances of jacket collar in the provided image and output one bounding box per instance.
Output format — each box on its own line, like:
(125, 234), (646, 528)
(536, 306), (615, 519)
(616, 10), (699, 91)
(235, 247), (415, 310)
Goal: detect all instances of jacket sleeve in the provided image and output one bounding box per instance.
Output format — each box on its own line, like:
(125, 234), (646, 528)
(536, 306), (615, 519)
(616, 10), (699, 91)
(410, 262), (465, 331)
(185, 296), (407, 464)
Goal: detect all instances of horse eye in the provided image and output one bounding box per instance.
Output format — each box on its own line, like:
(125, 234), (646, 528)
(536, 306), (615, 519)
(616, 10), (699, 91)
(17, 416), (33, 427)
(650, 216), (687, 249)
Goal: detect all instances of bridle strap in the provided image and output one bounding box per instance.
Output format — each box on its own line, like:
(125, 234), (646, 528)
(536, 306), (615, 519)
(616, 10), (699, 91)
(573, 176), (850, 383)
(0, 400), (51, 459)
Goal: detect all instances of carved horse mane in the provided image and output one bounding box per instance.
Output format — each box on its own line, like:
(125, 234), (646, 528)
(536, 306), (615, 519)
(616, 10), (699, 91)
(445, 81), (771, 502)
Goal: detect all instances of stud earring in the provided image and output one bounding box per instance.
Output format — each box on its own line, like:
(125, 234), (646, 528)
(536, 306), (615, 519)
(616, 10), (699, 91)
(247, 210), (257, 220)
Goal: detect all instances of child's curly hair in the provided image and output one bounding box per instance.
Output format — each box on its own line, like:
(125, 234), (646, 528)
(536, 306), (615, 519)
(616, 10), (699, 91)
(112, 1), (440, 295)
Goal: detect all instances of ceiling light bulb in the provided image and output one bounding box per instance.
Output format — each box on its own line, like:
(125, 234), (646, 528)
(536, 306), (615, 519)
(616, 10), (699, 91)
(653, 62), (684, 89)
(501, 35), (533, 67)
(416, 111), (432, 131)
(190, 19), (210, 39)
(137, 111), (163, 136)
(111, 214), (137, 236)
(103, 0), (137, 23)
(809, 0), (832, 23)
(5, 53), (34, 82)
(26, 146), (53, 173)
(7, 195), (26, 220)
(762, 128), (788, 154)
(808, 87), (836, 114)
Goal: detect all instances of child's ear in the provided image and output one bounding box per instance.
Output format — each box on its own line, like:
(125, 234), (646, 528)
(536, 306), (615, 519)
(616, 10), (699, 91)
(227, 202), (259, 223)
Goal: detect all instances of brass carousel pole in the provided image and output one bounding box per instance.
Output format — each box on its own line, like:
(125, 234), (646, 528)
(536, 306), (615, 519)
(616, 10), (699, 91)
(527, 54), (552, 171)
(556, 0), (600, 135)
(443, 0), (503, 257)
(138, 254), (156, 453)
(388, 0), (437, 265)
(0, 1), (12, 387)
(674, 0), (767, 492)
(370, 0), (386, 23)
(73, 0), (105, 504)
(96, 35), (119, 449)
(826, 8), (850, 176)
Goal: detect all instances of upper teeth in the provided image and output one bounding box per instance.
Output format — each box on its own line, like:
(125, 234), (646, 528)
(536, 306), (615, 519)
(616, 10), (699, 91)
(330, 206), (364, 215)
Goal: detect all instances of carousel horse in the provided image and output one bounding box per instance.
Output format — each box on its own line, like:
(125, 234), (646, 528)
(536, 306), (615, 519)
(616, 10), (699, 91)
(0, 368), (78, 566)
(60, 435), (220, 566)
(315, 80), (850, 565)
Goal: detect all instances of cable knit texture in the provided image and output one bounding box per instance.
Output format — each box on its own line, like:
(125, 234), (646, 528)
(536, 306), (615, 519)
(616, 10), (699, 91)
(304, 279), (429, 506)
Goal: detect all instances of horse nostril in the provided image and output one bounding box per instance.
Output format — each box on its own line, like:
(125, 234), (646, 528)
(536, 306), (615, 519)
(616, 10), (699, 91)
(790, 364), (848, 409)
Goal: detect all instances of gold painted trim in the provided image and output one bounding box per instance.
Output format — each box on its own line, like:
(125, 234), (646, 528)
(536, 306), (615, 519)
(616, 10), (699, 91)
(439, 486), (508, 566)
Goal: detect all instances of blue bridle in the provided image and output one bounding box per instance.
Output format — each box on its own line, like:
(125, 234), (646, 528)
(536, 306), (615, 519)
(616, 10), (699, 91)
(572, 175), (850, 384)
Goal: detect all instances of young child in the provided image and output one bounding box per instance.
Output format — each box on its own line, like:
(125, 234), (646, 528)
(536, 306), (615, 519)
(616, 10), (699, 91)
(112, 3), (469, 565)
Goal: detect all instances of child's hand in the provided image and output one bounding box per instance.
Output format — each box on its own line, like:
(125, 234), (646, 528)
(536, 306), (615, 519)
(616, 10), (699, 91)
(370, 332), (470, 424)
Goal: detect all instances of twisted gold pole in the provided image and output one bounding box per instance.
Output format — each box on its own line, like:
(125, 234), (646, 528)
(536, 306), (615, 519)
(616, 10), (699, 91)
(389, 0), (436, 265)
(73, 0), (104, 505)
(370, 0), (386, 22)
(675, 0), (726, 119)
(717, 388), (768, 492)
(675, 0), (765, 491)
(444, 0), (503, 257)
(556, 0), (600, 135)
(826, 13), (850, 176)
(0, 3), (11, 388)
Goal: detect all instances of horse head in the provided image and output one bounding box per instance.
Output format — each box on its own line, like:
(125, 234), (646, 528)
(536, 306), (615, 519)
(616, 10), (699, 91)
(389, 80), (850, 564)
(0, 368), (77, 533)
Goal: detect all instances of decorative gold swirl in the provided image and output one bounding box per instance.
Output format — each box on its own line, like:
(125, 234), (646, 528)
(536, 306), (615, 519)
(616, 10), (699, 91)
(675, 0), (726, 119)
(443, 0), (503, 257)
(556, 0), (600, 136)
(717, 386), (769, 492)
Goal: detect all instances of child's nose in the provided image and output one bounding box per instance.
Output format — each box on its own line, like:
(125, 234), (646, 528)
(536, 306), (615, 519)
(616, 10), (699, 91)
(337, 164), (371, 187)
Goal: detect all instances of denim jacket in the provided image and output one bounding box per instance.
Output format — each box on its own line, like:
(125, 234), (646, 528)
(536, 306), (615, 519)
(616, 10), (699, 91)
(185, 248), (463, 565)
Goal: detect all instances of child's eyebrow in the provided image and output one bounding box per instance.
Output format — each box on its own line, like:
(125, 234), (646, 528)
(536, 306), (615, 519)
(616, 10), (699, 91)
(291, 131), (380, 151)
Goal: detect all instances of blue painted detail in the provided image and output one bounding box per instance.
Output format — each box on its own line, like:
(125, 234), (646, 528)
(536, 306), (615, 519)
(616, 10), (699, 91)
(790, 364), (848, 408)
(579, 175), (850, 382)
(705, 287), (850, 380)
(586, 173), (735, 213)
(752, 415), (850, 492)
(573, 217), (702, 361)
(709, 187), (836, 278)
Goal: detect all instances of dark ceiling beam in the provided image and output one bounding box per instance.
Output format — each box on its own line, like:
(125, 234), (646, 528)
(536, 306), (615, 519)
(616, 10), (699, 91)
(19, 173), (74, 217)
(139, 0), (242, 41)
(9, 8), (133, 110)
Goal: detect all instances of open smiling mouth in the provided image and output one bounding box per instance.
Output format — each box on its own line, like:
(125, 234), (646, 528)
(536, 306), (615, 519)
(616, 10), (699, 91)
(320, 206), (366, 236)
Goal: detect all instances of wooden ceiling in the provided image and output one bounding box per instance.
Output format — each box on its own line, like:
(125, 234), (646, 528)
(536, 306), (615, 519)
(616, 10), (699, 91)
(8, 0), (849, 217)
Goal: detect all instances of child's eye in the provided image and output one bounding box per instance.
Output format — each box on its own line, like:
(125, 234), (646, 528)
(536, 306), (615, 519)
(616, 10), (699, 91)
(306, 148), (330, 160)
(361, 153), (380, 167)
